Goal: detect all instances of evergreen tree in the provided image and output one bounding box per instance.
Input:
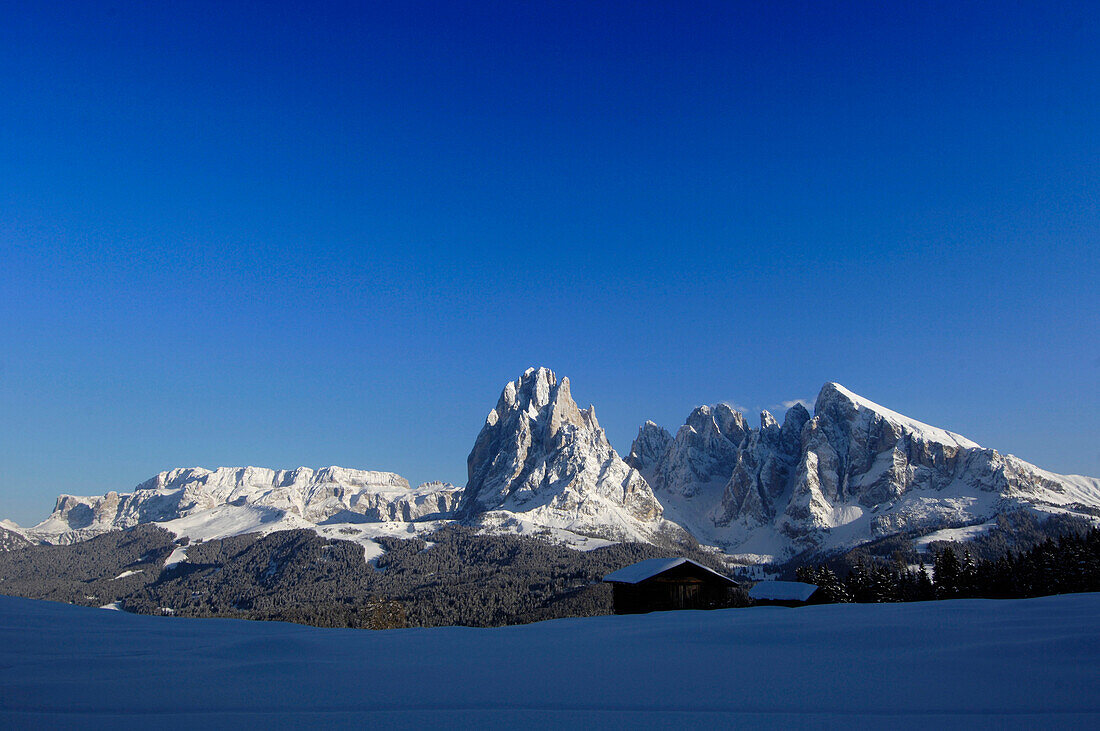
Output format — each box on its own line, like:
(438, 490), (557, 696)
(816, 566), (852, 603)
(915, 562), (935, 601)
(933, 548), (961, 599)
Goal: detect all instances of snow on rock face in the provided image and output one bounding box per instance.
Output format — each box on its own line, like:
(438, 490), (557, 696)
(27, 467), (461, 545)
(461, 367), (665, 541)
(778, 382), (1014, 544)
(717, 405), (809, 526)
(820, 382), (981, 451)
(625, 421), (672, 485)
(645, 404), (747, 499)
(636, 382), (1100, 560)
(0, 521), (34, 551)
(625, 404), (750, 545)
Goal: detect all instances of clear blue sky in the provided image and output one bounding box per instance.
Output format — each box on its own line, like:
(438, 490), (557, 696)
(2, 1), (1098, 526)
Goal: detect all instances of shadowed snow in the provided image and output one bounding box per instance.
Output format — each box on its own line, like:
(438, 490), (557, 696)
(2, 592), (1099, 727)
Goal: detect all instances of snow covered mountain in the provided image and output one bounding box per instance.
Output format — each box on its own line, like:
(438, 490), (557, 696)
(9, 369), (1100, 564)
(462, 367), (671, 543)
(630, 382), (1100, 560)
(20, 369), (673, 550)
(26, 467), (460, 546)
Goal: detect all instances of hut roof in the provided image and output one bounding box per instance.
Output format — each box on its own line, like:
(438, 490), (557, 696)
(748, 580), (818, 602)
(602, 558), (737, 586)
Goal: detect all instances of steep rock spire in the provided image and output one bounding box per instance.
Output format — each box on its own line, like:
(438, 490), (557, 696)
(460, 368), (663, 539)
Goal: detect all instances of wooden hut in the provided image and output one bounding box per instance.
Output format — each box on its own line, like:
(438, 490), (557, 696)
(747, 580), (818, 607)
(603, 558), (739, 614)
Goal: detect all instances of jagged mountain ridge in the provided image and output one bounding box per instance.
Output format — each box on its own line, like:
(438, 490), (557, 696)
(629, 381), (1100, 559)
(9, 369), (1100, 563)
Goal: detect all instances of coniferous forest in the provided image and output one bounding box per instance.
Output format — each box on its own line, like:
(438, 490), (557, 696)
(796, 526), (1100, 604)
(0, 524), (738, 628)
(1, 513), (1097, 629)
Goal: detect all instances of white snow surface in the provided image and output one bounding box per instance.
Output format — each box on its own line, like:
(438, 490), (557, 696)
(163, 546), (188, 569)
(155, 506), (450, 563)
(914, 522), (998, 550)
(156, 504), (309, 542)
(476, 514), (618, 551)
(111, 570), (142, 580)
(2, 593), (1099, 728)
(748, 580), (818, 602)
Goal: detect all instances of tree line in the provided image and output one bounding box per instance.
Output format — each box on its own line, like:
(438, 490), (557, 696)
(795, 526), (1100, 604)
(5, 516), (1096, 628)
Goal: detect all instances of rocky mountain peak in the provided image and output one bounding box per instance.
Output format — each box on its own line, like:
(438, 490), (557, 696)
(780, 402), (812, 453)
(646, 403), (747, 501)
(782, 402), (811, 431)
(814, 381), (848, 409)
(714, 404), (749, 444)
(626, 421), (673, 482)
(814, 382), (980, 451)
(486, 367), (596, 437)
(501, 366), (554, 409)
(760, 410), (779, 432)
(25, 464), (459, 546)
(681, 403), (748, 447)
(461, 368), (664, 539)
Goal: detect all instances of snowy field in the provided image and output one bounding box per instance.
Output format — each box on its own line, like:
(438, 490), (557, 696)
(1, 594), (1099, 729)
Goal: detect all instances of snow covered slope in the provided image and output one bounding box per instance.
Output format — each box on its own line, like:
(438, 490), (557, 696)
(2, 592), (1098, 727)
(462, 367), (671, 542)
(632, 381), (1100, 560)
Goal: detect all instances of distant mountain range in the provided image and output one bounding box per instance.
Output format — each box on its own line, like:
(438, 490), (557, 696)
(5, 367), (1099, 563)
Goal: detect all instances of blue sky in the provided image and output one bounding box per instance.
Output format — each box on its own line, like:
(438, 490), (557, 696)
(1, 1), (1098, 525)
